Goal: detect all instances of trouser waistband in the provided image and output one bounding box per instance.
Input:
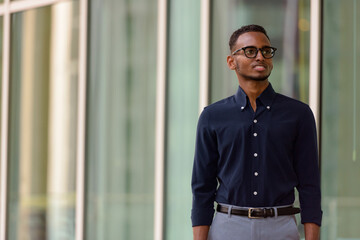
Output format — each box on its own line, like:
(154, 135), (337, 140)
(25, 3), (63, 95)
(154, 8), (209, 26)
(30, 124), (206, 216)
(217, 204), (300, 219)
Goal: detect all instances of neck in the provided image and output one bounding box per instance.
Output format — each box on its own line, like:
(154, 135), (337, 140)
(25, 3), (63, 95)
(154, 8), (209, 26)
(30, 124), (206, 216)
(238, 80), (269, 111)
(239, 80), (269, 100)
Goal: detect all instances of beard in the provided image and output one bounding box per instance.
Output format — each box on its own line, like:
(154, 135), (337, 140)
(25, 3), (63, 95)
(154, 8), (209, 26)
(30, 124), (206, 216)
(240, 73), (270, 81)
(235, 64), (271, 81)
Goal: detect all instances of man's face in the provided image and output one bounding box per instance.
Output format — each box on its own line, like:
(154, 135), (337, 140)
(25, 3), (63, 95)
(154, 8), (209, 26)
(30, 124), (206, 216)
(228, 32), (274, 82)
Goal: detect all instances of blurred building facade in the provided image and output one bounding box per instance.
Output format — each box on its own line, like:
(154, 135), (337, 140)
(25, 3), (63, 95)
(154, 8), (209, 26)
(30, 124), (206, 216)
(0, 0), (359, 239)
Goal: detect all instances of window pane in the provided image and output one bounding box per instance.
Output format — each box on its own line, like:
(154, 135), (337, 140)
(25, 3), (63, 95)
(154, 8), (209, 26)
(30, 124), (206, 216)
(165, 0), (200, 239)
(85, 1), (157, 239)
(321, 0), (360, 239)
(7, 2), (79, 239)
(210, 0), (310, 104)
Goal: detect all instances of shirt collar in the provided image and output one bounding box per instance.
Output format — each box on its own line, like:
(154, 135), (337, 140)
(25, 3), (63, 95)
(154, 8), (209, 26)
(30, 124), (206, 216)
(234, 86), (248, 109)
(235, 83), (276, 110)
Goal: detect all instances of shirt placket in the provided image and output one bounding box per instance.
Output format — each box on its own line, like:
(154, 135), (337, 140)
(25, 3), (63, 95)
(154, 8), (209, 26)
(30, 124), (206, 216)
(250, 102), (265, 205)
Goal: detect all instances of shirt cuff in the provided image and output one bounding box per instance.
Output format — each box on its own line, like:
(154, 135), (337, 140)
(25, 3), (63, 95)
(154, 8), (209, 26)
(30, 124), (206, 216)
(300, 207), (323, 226)
(191, 208), (215, 227)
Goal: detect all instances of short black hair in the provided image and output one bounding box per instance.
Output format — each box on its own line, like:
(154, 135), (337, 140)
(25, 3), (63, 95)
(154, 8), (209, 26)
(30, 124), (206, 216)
(229, 24), (270, 51)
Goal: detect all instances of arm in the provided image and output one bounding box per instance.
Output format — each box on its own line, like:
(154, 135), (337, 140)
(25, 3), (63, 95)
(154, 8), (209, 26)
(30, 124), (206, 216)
(191, 109), (219, 227)
(304, 223), (320, 240)
(293, 106), (322, 226)
(193, 226), (210, 240)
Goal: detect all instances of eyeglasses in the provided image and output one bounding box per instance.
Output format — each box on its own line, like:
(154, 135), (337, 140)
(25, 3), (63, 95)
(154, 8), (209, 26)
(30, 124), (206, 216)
(232, 46), (277, 59)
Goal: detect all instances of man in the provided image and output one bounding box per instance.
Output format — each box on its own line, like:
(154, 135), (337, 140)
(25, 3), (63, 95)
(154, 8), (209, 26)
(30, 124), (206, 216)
(191, 25), (322, 240)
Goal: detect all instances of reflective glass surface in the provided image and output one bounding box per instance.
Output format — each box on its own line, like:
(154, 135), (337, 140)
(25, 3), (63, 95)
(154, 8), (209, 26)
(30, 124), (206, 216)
(7, 2), (79, 239)
(210, 0), (310, 104)
(321, 0), (360, 239)
(165, 0), (200, 239)
(85, 0), (157, 239)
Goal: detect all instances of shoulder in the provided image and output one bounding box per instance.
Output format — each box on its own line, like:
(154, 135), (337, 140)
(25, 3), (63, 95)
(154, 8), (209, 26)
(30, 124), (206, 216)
(203, 95), (236, 114)
(274, 93), (315, 122)
(275, 93), (312, 111)
(198, 95), (236, 125)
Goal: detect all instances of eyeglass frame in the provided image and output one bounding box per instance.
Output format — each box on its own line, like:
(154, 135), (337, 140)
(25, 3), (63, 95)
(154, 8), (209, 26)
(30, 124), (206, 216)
(232, 46), (277, 59)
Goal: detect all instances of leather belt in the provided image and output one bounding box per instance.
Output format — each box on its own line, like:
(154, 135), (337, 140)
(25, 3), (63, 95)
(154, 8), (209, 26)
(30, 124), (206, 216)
(217, 204), (300, 219)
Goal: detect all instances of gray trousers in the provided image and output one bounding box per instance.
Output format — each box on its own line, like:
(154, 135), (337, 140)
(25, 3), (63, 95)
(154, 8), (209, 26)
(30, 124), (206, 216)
(208, 205), (300, 240)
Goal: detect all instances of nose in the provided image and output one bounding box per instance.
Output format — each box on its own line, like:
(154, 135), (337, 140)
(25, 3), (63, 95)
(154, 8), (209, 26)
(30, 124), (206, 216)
(255, 49), (265, 60)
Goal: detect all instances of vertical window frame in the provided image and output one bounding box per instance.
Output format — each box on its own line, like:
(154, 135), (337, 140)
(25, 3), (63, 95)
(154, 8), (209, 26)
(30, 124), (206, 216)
(0, 0), (88, 240)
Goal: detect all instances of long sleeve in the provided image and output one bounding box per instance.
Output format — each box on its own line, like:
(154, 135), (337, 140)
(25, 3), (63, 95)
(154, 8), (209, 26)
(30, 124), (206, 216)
(191, 109), (219, 226)
(293, 106), (323, 226)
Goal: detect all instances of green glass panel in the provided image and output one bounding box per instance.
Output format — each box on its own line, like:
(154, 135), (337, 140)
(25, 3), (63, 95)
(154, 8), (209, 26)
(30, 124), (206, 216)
(85, 1), (157, 239)
(321, 0), (360, 239)
(210, 0), (310, 104)
(8, 2), (79, 239)
(165, 0), (200, 239)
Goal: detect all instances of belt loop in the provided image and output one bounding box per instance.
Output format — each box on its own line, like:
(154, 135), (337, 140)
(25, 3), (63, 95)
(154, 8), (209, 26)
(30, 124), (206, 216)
(274, 207), (278, 218)
(227, 205), (233, 218)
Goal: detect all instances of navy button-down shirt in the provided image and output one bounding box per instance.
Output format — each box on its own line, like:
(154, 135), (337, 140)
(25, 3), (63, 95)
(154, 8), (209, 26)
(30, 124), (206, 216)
(191, 84), (322, 227)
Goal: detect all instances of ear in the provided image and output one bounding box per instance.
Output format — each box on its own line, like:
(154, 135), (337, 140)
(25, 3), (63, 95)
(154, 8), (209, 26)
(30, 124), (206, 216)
(227, 55), (236, 70)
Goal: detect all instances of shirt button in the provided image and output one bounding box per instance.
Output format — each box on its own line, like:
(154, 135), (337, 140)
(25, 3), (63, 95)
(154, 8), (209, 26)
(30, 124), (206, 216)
(254, 153), (258, 157)
(267, 106), (271, 110)
(253, 191), (258, 196)
(253, 119), (257, 123)
(253, 133), (257, 137)
(254, 172), (259, 176)
(241, 106), (245, 110)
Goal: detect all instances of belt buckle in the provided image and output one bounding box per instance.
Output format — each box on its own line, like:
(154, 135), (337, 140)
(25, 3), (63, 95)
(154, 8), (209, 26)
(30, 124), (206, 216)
(248, 208), (262, 219)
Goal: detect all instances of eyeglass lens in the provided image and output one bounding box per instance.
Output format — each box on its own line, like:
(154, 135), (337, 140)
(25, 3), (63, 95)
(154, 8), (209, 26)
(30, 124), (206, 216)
(244, 47), (275, 58)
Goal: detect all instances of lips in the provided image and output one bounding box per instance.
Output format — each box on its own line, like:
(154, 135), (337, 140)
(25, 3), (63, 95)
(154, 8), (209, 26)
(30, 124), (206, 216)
(253, 65), (267, 71)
